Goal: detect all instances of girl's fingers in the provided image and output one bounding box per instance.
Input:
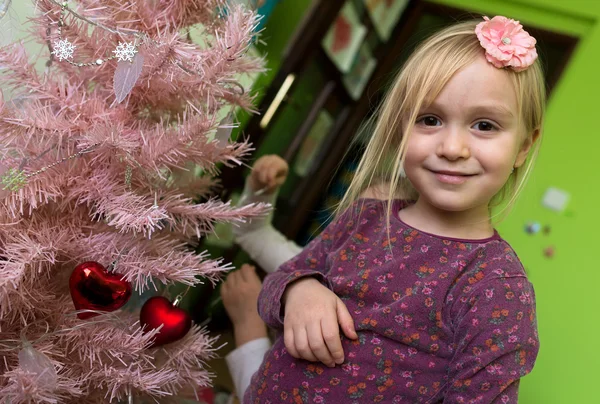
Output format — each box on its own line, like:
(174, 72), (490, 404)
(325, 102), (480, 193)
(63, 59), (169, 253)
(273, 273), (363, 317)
(259, 169), (268, 187)
(294, 326), (318, 362)
(337, 298), (358, 340)
(284, 324), (299, 358)
(220, 280), (228, 296)
(321, 312), (345, 365)
(307, 321), (335, 367)
(226, 271), (237, 288)
(239, 264), (255, 282)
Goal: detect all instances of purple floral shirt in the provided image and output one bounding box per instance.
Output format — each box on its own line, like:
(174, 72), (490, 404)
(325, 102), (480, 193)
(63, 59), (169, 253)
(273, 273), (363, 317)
(245, 199), (539, 403)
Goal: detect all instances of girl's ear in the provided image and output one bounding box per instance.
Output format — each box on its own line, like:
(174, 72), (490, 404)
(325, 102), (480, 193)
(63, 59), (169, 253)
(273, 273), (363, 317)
(514, 128), (540, 168)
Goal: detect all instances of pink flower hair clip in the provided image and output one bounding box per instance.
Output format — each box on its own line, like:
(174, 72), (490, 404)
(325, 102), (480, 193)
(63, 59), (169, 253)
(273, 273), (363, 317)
(475, 16), (538, 72)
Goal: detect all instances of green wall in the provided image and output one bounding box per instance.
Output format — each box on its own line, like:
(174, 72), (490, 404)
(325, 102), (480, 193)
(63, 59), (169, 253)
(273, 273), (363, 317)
(432, 0), (598, 403)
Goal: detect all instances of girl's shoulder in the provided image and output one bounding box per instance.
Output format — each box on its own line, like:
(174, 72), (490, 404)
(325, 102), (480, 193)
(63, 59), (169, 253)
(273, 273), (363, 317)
(450, 238), (530, 302)
(480, 237), (528, 278)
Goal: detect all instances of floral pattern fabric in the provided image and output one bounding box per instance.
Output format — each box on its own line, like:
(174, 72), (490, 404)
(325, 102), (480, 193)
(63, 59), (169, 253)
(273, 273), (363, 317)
(245, 199), (539, 403)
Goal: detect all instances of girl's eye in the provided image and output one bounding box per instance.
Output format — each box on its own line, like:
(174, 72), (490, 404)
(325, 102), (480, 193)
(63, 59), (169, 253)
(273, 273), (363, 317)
(418, 116), (441, 126)
(473, 121), (496, 131)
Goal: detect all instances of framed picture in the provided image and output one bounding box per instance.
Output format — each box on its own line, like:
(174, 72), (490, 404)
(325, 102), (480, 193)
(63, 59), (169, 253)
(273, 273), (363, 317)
(293, 110), (335, 177)
(321, 1), (368, 73)
(342, 42), (377, 100)
(363, 0), (410, 41)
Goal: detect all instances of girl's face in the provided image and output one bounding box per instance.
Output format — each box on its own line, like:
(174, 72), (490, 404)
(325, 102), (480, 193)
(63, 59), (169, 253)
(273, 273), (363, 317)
(403, 56), (535, 215)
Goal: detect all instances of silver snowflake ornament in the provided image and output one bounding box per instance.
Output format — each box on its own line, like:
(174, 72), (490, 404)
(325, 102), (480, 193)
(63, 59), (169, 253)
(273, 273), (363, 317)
(112, 42), (138, 63)
(52, 39), (76, 61)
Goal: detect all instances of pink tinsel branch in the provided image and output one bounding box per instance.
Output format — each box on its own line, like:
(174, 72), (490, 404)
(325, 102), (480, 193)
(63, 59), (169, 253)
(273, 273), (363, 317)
(55, 315), (158, 367)
(0, 368), (85, 403)
(165, 197), (271, 238)
(0, 44), (45, 97)
(71, 231), (235, 292)
(157, 326), (220, 383)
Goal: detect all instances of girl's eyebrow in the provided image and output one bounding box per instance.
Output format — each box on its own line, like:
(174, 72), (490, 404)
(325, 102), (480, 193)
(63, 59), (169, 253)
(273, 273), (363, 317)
(469, 104), (516, 118)
(424, 102), (516, 119)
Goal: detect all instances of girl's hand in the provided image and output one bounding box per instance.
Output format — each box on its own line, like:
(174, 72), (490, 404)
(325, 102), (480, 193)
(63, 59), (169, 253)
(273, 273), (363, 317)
(282, 277), (358, 367)
(220, 264), (267, 347)
(221, 264), (263, 327)
(249, 155), (288, 194)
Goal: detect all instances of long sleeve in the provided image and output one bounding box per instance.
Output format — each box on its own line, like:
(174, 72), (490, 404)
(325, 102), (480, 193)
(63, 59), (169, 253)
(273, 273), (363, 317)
(233, 178), (302, 273)
(443, 275), (540, 403)
(256, 201), (359, 330)
(224, 337), (271, 400)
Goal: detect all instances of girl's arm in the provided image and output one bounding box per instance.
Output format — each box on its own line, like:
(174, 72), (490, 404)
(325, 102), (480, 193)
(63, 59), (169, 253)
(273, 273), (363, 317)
(257, 200), (359, 330)
(443, 275), (539, 403)
(257, 204), (359, 367)
(234, 177), (302, 273)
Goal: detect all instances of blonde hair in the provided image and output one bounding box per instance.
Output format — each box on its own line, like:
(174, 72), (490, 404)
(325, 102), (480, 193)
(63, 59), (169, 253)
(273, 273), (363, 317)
(337, 20), (546, 227)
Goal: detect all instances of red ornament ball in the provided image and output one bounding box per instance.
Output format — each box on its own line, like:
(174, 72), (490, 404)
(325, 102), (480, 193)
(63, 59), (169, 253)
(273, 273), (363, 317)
(69, 261), (132, 319)
(140, 296), (192, 347)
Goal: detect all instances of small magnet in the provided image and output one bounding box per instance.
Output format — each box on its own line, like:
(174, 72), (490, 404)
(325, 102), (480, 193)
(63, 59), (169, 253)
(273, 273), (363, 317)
(525, 222), (541, 234)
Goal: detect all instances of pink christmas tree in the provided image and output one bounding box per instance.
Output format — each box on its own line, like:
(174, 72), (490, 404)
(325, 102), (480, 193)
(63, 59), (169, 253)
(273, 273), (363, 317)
(0, 0), (266, 401)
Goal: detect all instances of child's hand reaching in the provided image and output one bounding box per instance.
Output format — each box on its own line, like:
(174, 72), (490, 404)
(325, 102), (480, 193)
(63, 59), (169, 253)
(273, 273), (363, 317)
(221, 264), (268, 347)
(249, 155), (288, 195)
(282, 277), (358, 367)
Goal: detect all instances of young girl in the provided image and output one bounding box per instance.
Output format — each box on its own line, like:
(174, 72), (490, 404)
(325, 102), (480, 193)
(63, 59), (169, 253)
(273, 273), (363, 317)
(245, 16), (543, 403)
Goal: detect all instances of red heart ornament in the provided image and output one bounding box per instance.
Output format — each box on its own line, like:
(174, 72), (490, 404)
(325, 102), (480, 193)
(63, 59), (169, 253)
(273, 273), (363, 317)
(69, 261), (132, 320)
(140, 296), (192, 347)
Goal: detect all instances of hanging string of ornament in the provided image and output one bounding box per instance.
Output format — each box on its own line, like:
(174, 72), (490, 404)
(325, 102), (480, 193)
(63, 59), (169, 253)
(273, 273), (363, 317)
(0, 143), (99, 193)
(49, 0), (248, 88)
(46, 0), (246, 71)
(49, 0), (142, 66)
(46, 0), (247, 104)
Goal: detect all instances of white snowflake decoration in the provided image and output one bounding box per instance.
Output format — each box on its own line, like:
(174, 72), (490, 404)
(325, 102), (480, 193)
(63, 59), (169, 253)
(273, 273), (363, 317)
(52, 39), (76, 61)
(112, 42), (138, 63)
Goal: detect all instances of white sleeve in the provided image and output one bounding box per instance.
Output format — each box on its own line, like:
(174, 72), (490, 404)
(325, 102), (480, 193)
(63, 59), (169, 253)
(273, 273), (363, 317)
(235, 223), (303, 273)
(233, 177), (278, 235)
(233, 178), (303, 273)
(225, 337), (271, 400)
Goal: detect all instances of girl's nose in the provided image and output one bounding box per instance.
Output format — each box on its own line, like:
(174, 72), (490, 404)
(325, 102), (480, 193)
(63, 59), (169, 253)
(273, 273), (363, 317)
(436, 127), (471, 161)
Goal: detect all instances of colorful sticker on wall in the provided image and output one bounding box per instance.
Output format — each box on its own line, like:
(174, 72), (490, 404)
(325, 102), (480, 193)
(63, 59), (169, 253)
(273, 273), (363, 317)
(342, 41), (377, 100)
(363, 0), (410, 41)
(525, 221), (541, 234)
(541, 187), (570, 212)
(322, 1), (368, 73)
(543, 246), (555, 258)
